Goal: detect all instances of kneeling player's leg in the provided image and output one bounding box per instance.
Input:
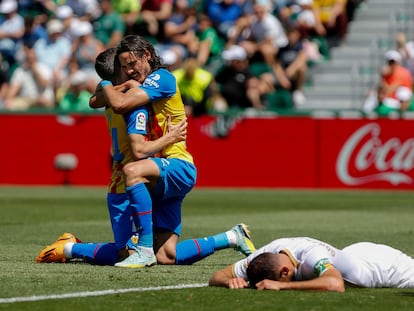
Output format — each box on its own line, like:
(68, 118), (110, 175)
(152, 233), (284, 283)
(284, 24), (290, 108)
(107, 192), (133, 249)
(70, 242), (119, 265)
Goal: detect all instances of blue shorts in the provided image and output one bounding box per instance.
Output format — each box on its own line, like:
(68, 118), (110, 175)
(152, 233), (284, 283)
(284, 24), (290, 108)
(150, 158), (197, 235)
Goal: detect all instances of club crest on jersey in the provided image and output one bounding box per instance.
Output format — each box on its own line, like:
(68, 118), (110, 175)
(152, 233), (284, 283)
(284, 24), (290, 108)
(135, 112), (146, 131)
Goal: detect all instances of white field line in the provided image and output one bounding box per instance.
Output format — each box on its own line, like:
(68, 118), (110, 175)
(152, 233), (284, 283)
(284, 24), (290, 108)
(0, 283), (208, 304)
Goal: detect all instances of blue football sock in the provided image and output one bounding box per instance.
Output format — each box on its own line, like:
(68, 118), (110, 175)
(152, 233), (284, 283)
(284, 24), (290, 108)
(211, 232), (230, 250)
(175, 232), (231, 265)
(175, 237), (215, 265)
(126, 183), (153, 248)
(72, 243), (119, 266)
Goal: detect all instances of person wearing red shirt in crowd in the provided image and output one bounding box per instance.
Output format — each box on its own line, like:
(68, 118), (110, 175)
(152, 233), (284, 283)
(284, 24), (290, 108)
(132, 0), (173, 40)
(380, 50), (413, 104)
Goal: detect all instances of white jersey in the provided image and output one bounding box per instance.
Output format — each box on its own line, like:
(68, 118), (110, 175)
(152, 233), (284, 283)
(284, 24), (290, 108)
(233, 237), (414, 288)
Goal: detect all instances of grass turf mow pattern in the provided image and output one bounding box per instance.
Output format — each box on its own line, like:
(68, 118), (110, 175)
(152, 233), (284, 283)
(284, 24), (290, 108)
(1, 187), (414, 310)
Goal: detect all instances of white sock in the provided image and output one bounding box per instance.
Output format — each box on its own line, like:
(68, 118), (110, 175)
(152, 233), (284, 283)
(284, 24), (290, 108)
(225, 231), (237, 246)
(63, 242), (74, 259)
(139, 246), (155, 256)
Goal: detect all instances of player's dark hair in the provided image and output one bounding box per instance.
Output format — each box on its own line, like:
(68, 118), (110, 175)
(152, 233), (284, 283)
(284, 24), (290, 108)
(116, 35), (164, 71)
(95, 47), (117, 82)
(246, 253), (278, 288)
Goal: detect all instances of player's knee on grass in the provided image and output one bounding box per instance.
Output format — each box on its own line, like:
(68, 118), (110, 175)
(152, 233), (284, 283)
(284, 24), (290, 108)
(156, 247), (176, 265)
(154, 231), (178, 265)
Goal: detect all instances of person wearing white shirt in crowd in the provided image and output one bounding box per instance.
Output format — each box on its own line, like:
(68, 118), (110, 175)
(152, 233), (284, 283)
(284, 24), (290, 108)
(227, 0), (288, 66)
(0, 0), (24, 66)
(33, 19), (72, 100)
(3, 43), (54, 110)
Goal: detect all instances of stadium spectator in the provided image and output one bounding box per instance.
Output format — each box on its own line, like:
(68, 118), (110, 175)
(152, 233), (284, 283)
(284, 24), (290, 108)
(363, 51), (413, 115)
(55, 5), (78, 43)
(209, 236), (414, 290)
(215, 44), (271, 110)
(267, 26), (308, 106)
(19, 0), (56, 15)
(206, 0), (243, 40)
(396, 86), (414, 113)
(380, 50), (413, 102)
(33, 18), (72, 101)
(275, 0), (329, 61)
(196, 13), (225, 69)
(3, 43), (54, 110)
(159, 49), (180, 71)
(369, 86), (414, 116)
(57, 70), (93, 112)
(396, 31), (414, 79)
(313, 0), (348, 48)
(227, 0), (288, 66)
(162, 0), (199, 65)
(0, 53), (9, 108)
(71, 20), (104, 93)
(64, 0), (99, 19)
(173, 57), (216, 117)
(112, 0), (142, 35)
(0, 0), (24, 67)
(131, 0), (173, 41)
(362, 84), (386, 115)
(19, 15), (48, 50)
(93, 0), (126, 48)
(294, 0), (326, 37)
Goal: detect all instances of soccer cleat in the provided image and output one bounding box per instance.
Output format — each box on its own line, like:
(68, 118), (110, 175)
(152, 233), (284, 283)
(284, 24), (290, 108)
(114, 246), (157, 268)
(36, 232), (81, 263)
(232, 223), (256, 256)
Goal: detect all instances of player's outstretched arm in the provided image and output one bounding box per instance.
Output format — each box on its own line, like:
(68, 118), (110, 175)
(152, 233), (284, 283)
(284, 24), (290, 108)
(209, 264), (249, 289)
(254, 269), (345, 292)
(90, 84), (129, 109)
(101, 80), (149, 114)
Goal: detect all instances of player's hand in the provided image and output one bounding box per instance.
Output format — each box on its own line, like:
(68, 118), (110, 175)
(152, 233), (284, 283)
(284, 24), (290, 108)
(118, 79), (141, 91)
(228, 277), (249, 289)
(255, 279), (282, 291)
(167, 115), (187, 143)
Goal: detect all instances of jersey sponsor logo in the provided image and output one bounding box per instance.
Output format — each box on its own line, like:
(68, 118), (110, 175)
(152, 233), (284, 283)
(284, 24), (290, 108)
(135, 112), (146, 131)
(143, 73), (160, 88)
(313, 258), (333, 276)
(336, 123), (414, 186)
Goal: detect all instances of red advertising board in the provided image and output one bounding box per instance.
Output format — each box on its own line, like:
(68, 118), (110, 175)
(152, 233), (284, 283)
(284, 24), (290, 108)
(319, 119), (414, 189)
(1, 114), (413, 189)
(2, 114), (111, 185)
(187, 115), (318, 188)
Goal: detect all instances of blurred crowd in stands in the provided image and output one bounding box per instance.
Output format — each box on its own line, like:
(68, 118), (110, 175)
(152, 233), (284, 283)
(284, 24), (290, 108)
(0, 0), (367, 116)
(363, 31), (414, 116)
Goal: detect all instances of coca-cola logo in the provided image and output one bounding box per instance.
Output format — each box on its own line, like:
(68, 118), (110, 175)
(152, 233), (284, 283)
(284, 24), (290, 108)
(336, 123), (414, 185)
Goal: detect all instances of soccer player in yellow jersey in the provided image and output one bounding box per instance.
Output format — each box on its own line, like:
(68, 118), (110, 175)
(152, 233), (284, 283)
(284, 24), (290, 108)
(99, 35), (197, 267)
(99, 35), (255, 268)
(37, 40), (256, 266)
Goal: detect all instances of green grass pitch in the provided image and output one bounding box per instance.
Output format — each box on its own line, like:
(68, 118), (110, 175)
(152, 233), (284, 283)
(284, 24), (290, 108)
(1, 186), (414, 310)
